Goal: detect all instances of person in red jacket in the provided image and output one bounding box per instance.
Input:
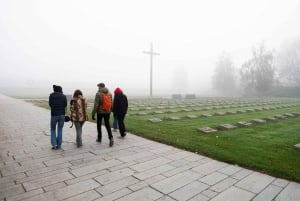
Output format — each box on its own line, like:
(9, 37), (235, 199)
(112, 87), (128, 137)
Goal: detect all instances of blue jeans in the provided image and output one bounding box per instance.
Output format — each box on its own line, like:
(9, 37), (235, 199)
(50, 115), (65, 148)
(113, 115), (118, 129)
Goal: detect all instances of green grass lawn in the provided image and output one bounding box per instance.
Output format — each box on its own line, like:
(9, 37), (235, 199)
(35, 98), (300, 182)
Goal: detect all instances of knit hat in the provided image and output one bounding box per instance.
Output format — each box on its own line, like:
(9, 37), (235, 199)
(114, 87), (122, 94)
(97, 83), (105, 87)
(53, 85), (62, 93)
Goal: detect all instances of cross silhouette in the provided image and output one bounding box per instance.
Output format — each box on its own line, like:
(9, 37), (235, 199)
(143, 43), (160, 97)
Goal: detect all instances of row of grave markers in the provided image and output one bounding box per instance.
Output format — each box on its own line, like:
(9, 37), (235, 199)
(144, 104), (299, 122)
(197, 112), (300, 133)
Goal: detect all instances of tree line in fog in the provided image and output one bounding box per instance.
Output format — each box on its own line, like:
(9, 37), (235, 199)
(212, 35), (300, 97)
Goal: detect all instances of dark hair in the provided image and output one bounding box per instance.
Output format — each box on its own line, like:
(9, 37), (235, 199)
(73, 89), (83, 98)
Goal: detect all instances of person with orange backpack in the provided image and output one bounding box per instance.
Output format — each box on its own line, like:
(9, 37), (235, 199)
(92, 83), (114, 147)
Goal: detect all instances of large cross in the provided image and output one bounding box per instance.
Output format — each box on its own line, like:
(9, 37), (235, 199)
(143, 43), (160, 97)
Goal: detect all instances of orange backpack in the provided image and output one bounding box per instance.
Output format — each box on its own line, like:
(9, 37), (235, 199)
(101, 93), (112, 111)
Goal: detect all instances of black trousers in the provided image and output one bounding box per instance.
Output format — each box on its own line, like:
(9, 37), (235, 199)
(97, 113), (113, 140)
(117, 113), (126, 137)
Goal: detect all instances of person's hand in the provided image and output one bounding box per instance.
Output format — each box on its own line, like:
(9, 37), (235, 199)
(92, 115), (96, 120)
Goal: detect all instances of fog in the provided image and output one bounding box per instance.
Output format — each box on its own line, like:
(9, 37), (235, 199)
(1, 0), (300, 97)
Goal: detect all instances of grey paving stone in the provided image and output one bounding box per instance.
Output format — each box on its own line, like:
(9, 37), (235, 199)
(22, 179), (100, 201)
(114, 187), (163, 201)
(188, 193), (210, 201)
(210, 177), (238, 192)
(94, 168), (134, 185)
(94, 188), (131, 201)
(169, 181), (209, 201)
(235, 172), (275, 194)
(134, 164), (175, 180)
(0, 184), (25, 200)
(64, 190), (101, 201)
(199, 172), (228, 186)
(217, 164), (242, 176)
(275, 182), (300, 201)
(70, 159), (122, 177)
(192, 160), (227, 175)
(272, 178), (289, 188)
(151, 171), (202, 194)
(23, 171), (74, 191)
(130, 157), (171, 172)
(96, 176), (139, 196)
(5, 188), (44, 201)
(252, 184), (282, 201)
(156, 195), (177, 201)
(210, 186), (255, 201)
(43, 181), (67, 192)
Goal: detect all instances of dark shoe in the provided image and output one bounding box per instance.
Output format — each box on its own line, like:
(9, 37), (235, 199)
(109, 139), (114, 147)
(77, 144), (82, 148)
(121, 133), (126, 137)
(96, 139), (101, 143)
(51, 146), (57, 150)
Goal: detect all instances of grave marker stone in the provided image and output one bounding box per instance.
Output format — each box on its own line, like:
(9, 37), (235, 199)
(294, 143), (300, 151)
(198, 127), (218, 133)
(237, 121), (252, 127)
(218, 124), (237, 130)
(148, 118), (163, 123)
(251, 119), (267, 124)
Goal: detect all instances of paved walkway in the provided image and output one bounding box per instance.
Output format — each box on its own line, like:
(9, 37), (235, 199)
(0, 94), (299, 201)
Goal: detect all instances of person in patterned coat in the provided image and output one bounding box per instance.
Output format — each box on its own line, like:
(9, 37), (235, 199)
(70, 89), (88, 147)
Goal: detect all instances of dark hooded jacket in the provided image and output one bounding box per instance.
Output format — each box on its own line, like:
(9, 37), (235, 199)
(49, 85), (67, 116)
(112, 88), (128, 115)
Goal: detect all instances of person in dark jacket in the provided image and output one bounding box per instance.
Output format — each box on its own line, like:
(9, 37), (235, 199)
(49, 85), (67, 149)
(112, 87), (128, 137)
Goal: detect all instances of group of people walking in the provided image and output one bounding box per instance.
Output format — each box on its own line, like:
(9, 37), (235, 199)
(48, 82), (128, 149)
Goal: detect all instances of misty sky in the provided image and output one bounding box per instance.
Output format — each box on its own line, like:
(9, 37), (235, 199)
(1, 0), (300, 96)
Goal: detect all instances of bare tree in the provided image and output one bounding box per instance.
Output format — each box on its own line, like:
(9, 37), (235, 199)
(276, 36), (300, 86)
(212, 53), (237, 95)
(240, 44), (275, 96)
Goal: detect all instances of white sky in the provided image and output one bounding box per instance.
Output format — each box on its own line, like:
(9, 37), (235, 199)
(1, 0), (300, 96)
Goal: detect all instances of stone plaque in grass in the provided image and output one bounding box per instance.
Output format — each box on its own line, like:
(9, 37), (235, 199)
(154, 111), (165, 114)
(291, 112), (300, 116)
(294, 143), (300, 151)
(197, 127), (218, 133)
(201, 113), (212, 118)
(214, 112), (225, 116)
(218, 124), (237, 130)
(181, 108), (192, 112)
(138, 112), (148, 116)
(284, 113), (295, 118)
(186, 114), (198, 119)
(246, 109), (255, 112)
(167, 110), (178, 113)
(274, 115), (287, 119)
(264, 117), (278, 122)
(226, 111), (236, 115)
(148, 118), (163, 123)
(237, 121), (252, 127)
(169, 116), (181, 121)
(251, 119), (267, 124)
